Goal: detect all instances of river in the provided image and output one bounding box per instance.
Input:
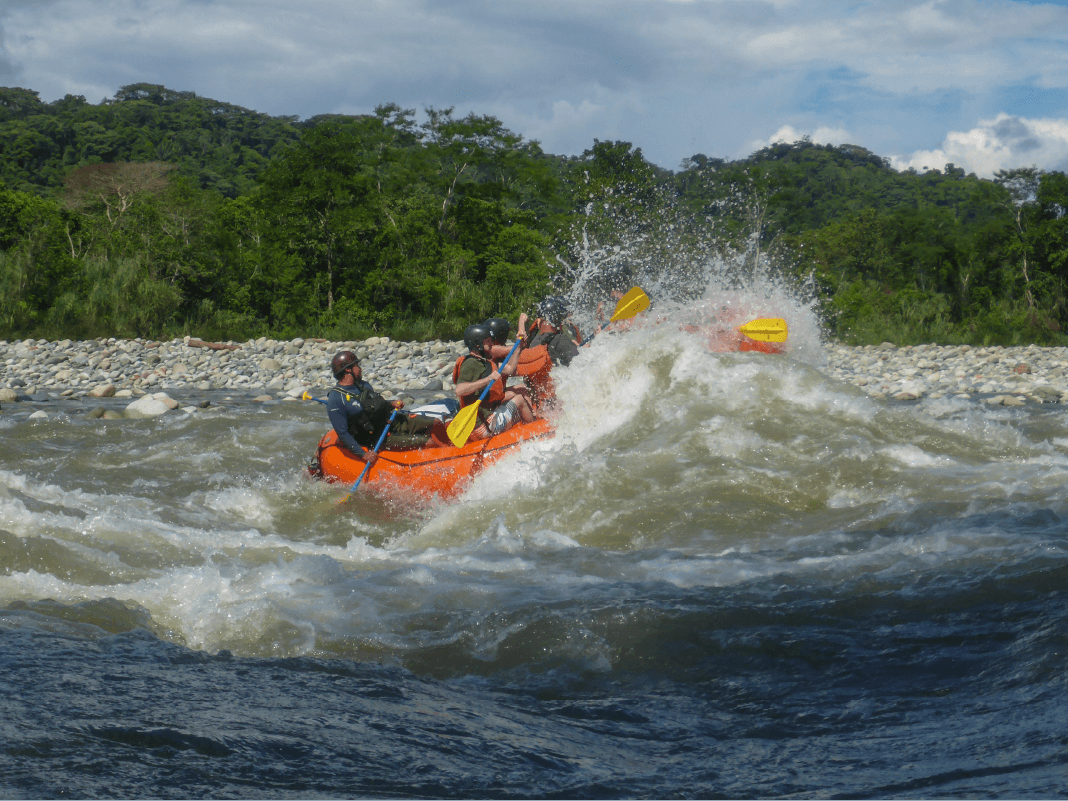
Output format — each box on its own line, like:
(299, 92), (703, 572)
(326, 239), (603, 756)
(2, 317), (1066, 798)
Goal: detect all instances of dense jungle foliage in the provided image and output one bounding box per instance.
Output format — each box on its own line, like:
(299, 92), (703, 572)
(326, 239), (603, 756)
(2, 83), (1067, 345)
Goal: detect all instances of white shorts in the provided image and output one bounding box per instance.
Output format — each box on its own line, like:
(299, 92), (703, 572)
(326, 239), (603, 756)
(486, 400), (518, 435)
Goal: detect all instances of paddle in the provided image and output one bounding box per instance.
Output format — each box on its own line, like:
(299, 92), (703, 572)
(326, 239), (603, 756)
(737, 318), (788, 343)
(301, 391), (327, 405)
(580, 286), (651, 345)
(447, 338), (523, 449)
(344, 408), (400, 498)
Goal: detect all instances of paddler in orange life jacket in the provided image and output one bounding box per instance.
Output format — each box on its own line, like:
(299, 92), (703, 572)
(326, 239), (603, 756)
(326, 351), (435, 465)
(482, 316), (537, 410)
(452, 322), (534, 440)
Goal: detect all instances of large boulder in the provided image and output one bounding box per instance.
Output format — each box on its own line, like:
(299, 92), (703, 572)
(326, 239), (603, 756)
(124, 395), (172, 418)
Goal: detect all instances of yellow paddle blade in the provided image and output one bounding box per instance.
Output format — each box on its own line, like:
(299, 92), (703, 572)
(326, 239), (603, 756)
(609, 287), (650, 322)
(446, 401), (480, 448)
(301, 391), (311, 401)
(738, 318), (788, 343)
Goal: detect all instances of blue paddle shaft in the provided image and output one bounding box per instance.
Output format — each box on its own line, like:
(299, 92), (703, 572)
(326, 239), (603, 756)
(476, 339), (523, 402)
(349, 408), (399, 494)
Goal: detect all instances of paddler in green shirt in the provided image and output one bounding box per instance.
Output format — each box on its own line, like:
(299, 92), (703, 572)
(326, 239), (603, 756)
(452, 322), (535, 440)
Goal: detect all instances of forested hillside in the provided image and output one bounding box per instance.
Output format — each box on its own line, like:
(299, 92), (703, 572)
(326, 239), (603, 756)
(1, 83), (1066, 345)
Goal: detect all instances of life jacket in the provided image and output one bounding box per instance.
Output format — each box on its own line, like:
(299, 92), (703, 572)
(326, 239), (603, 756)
(516, 344), (556, 407)
(452, 353), (506, 408)
(525, 319), (581, 348)
(328, 382), (393, 449)
(529, 326), (579, 367)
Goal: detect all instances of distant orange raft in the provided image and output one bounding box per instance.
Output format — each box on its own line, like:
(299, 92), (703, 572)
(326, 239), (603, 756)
(690, 325), (786, 354)
(312, 417), (555, 501)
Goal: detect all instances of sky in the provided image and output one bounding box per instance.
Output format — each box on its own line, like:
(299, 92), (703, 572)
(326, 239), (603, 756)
(2, 0), (1068, 177)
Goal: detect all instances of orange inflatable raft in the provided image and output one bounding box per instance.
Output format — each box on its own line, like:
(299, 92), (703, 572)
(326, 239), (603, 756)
(313, 416), (555, 501)
(691, 325), (786, 354)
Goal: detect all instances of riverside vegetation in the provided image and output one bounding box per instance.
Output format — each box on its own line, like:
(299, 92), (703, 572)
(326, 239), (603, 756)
(2, 82), (1068, 347)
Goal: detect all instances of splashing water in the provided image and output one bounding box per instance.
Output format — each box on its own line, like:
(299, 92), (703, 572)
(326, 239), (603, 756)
(550, 184), (826, 365)
(2, 198), (1067, 797)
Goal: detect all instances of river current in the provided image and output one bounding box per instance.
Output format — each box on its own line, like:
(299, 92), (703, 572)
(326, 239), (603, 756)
(2, 320), (1067, 798)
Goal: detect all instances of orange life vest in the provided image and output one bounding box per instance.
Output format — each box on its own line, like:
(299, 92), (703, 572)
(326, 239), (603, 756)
(452, 353), (505, 408)
(515, 344), (555, 407)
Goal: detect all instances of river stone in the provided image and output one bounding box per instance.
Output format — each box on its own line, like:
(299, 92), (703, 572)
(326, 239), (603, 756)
(0, 388), (17, 402)
(28, 410), (48, 419)
(125, 396), (171, 418)
(1032, 386), (1061, 403)
(87, 383), (116, 398)
(151, 393), (180, 410)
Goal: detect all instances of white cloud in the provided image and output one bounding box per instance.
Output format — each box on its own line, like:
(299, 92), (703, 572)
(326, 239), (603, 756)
(2, 0), (1068, 170)
(747, 124), (855, 153)
(890, 114), (1068, 177)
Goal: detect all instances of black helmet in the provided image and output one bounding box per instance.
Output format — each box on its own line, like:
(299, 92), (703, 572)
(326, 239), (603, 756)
(484, 317), (510, 345)
(331, 350), (359, 379)
(463, 323), (492, 354)
(537, 296), (569, 328)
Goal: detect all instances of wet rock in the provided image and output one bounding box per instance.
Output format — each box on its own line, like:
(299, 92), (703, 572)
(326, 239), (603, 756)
(987, 395), (1027, 407)
(893, 390), (921, 401)
(152, 393), (180, 410)
(1031, 386), (1061, 403)
(124, 396), (172, 418)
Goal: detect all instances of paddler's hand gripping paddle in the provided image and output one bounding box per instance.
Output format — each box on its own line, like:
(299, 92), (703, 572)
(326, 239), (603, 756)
(581, 286), (651, 345)
(345, 408), (400, 498)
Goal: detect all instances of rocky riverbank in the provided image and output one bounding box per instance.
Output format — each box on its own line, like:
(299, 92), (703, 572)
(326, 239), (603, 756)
(1, 335), (466, 418)
(825, 341), (1068, 405)
(3, 335), (1068, 418)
